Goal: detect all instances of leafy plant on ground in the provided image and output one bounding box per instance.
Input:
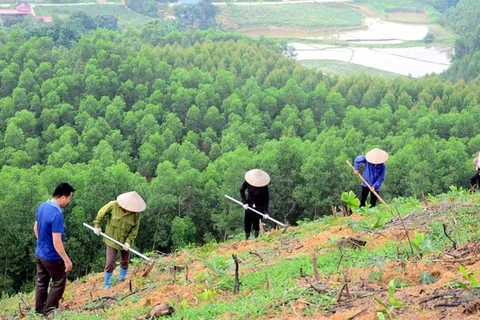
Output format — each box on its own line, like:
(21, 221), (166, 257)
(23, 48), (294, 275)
(341, 190), (360, 213)
(418, 271), (437, 285)
(447, 185), (470, 201)
(195, 288), (216, 301)
(374, 278), (405, 319)
(412, 231), (442, 255)
(366, 255), (387, 282)
(456, 265), (479, 291)
(202, 252), (231, 275)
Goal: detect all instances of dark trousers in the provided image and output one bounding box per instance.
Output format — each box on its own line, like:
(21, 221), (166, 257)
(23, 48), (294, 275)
(360, 186), (378, 207)
(244, 210), (260, 239)
(471, 170), (480, 189)
(35, 255), (67, 314)
(105, 245), (130, 272)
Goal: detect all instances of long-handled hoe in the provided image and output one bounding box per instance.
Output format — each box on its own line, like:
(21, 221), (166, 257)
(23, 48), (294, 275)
(345, 160), (390, 209)
(83, 223), (155, 277)
(224, 194), (288, 233)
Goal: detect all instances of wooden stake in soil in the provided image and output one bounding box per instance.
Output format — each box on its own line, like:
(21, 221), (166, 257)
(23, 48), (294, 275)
(442, 223), (457, 250)
(265, 273), (271, 291)
(232, 254), (240, 294)
(336, 283), (350, 302)
(312, 246), (320, 282)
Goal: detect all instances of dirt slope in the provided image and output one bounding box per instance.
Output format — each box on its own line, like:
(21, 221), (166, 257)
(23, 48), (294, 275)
(5, 199), (480, 319)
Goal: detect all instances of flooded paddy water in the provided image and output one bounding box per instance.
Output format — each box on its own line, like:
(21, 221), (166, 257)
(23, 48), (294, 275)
(291, 18), (453, 77)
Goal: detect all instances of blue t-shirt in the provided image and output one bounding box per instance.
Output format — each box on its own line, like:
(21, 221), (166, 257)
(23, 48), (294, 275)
(35, 200), (65, 261)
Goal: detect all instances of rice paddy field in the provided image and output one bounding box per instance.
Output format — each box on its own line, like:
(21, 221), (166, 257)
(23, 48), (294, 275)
(217, 3), (364, 31)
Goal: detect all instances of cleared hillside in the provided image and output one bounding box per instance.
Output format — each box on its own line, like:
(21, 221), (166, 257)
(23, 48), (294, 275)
(3, 189), (480, 319)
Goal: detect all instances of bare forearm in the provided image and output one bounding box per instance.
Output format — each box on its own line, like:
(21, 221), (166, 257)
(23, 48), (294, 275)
(52, 232), (73, 272)
(53, 238), (69, 261)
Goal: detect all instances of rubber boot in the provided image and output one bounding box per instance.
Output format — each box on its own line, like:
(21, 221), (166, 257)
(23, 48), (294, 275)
(104, 271), (113, 289)
(253, 230), (259, 238)
(245, 232), (250, 240)
(119, 267), (128, 283)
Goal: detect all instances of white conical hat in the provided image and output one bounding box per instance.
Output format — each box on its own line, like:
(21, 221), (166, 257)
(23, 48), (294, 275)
(365, 148), (389, 164)
(245, 169), (270, 187)
(117, 191), (146, 212)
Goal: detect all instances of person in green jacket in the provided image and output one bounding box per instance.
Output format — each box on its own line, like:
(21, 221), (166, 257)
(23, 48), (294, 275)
(93, 191), (146, 289)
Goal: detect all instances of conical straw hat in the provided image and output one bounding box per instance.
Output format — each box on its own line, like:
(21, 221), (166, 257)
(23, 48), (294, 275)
(117, 191), (147, 213)
(365, 148), (389, 164)
(245, 169), (270, 187)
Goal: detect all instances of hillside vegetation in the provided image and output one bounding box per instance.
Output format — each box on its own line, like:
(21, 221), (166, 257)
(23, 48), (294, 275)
(2, 190), (480, 319)
(1, 18), (480, 297)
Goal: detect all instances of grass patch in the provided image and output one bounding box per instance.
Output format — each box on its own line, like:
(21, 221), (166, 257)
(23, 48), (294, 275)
(299, 59), (402, 79)
(385, 11), (430, 23)
(34, 4), (154, 29)
(217, 3), (364, 31)
(355, 0), (430, 14)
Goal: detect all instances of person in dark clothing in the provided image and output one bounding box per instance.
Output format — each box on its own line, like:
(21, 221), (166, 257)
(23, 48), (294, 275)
(240, 169), (270, 240)
(470, 152), (480, 191)
(33, 182), (75, 315)
(353, 148), (388, 207)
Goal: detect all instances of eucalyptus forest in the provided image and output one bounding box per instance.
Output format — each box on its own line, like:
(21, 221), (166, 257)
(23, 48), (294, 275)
(0, 0), (480, 302)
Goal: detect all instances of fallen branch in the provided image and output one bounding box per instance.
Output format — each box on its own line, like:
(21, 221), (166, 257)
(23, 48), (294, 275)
(332, 288), (387, 307)
(121, 289), (139, 301)
(110, 288), (150, 303)
(337, 237), (366, 249)
(82, 296), (117, 311)
(419, 294), (448, 304)
(431, 256), (479, 263)
(275, 296), (301, 307)
(154, 250), (170, 256)
(304, 277), (329, 294)
(275, 289), (309, 307)
(348, 308), (368, 320)
(249, 251), (263, 262)
(435, 302), (462, 307)
(232, 254), (240, 294)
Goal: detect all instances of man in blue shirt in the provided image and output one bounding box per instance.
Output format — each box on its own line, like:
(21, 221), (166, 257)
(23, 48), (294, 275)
(33, 182), (75, 315)
(354, 148), (388, 207)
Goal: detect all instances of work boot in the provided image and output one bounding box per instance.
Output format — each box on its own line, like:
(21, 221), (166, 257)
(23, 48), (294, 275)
(119, 268), (128, 283)
(104, 271), (113, 289)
